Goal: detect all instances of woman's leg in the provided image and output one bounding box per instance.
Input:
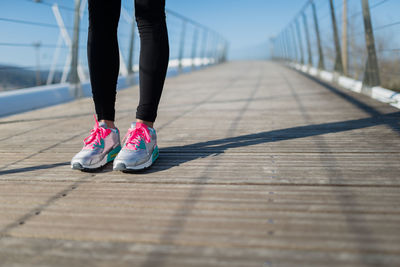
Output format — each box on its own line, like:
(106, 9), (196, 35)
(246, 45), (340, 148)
(135, 0), (169, 124)
(71, 0), (122, 171)
(87, 0), (121, 123)
(113, 0), (168, 171)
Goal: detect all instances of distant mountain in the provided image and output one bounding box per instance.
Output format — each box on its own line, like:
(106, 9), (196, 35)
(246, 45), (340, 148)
(0, 65), (63, 92)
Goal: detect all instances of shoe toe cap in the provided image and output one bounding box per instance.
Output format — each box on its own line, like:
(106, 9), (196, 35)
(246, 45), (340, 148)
(71, 151), (101, 167)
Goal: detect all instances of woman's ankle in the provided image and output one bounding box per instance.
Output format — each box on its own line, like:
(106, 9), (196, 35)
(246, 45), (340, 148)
(136, 119), (154, 128)
(100, 120), (116, 129)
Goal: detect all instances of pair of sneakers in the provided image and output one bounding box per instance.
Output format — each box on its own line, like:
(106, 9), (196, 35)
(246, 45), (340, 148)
(71, 116), (159, 171)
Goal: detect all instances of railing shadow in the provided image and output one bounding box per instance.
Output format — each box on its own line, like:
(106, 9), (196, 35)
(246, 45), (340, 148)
(2, 111), (398, 176)
(294, 68), (400, 135)
(0, 162), (70, 176)
(145, 111), (400, 173)
(1, 111), (398, 267)
(139, 111), (400, 267)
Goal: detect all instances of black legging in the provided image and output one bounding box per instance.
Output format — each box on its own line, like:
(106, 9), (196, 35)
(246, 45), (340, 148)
(87, 0), (169, 122)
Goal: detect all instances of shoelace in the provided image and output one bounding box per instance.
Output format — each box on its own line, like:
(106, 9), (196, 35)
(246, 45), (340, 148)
(83, 115), (111, 149)
(123, 123), (151, 150)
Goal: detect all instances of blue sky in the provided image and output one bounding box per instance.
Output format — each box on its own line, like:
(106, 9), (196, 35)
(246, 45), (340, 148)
(0, 0), (306, 68)
(0, 0), (399, 69)
(166, 0), (306, 59)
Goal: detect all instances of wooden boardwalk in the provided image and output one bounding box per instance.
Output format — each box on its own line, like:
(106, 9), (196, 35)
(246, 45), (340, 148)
(0, 61), (399, 266)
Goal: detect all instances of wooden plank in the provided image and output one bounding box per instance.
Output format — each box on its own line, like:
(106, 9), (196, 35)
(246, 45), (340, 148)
(0, 61), (399, 266)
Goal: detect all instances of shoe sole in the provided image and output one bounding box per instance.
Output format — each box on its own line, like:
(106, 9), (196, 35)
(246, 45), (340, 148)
(71, 162), (104, 172)
(71, 145), (121, 171)
(113, 145), (159, 172)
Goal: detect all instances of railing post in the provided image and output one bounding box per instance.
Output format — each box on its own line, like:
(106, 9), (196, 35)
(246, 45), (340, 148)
(211, 33), (217, 64)
(219, 39), (225, 63)
(219, 39), (227, 63)
(191, 27), (198, 70)
(280, 34), (286, 61)
(295, 18), (304, 65)
(311, 1), (325, 70)
(361, 0), (380, 87)
(278, 33), (286, 60)
(329, 0), (344, 74)
(269, 37), (275, 60)
(223, 40), (228, 62)
(216, 36), (224, 64)
(342, 0), (348, 75)
(201, 28), (208, 66)
(70, 0), (82, 98)
(33, 41), (41, 86)
(282, 31), (289, 62)
(283, 33), (289, 61)
(276, 37), (280, 60)
(287, 29), (295, 62)
(276, 36), (281, 60)
(213, 34), (219, 64)
(290, 24), (299, 63)
(302, 11), (313, 67)
(285, 29), (293, 62)
(127, 11), (136, 76)
(207, 33), (213, 63)
(220, 37), (225, 63)
(178, 20), (187, 72)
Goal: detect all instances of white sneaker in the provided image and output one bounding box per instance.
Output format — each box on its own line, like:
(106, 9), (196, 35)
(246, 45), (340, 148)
(113, 122), (159, 171)
(71, 116), (121, 170)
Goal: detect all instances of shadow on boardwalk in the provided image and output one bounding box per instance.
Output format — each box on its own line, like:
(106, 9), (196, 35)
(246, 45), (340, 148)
(1, 111), (398, 176)
(152, 111), (400, 173)
(1, 63), (399, 267)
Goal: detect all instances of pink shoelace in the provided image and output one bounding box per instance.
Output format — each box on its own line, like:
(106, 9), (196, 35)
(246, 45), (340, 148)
(83, 115), (111, 149)
(123, 122), (151, 150)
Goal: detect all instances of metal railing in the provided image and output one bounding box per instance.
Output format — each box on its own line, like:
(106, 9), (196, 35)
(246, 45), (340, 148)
(271, 0), (400, 92)
(0, 0), (228, 94)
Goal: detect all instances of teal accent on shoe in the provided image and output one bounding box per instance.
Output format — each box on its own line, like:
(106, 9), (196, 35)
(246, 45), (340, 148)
(93, 139), (105, 149)
(107, 145), (121, 162)
(139, 139), (146, 150)
(152, 145), (159, 163)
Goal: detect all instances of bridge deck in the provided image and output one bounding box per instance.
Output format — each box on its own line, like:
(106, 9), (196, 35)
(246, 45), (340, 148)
(0, 61), (399, 266)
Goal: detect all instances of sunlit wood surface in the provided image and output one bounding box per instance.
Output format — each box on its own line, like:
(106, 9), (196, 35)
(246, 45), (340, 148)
(1, 61), (399, 267)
